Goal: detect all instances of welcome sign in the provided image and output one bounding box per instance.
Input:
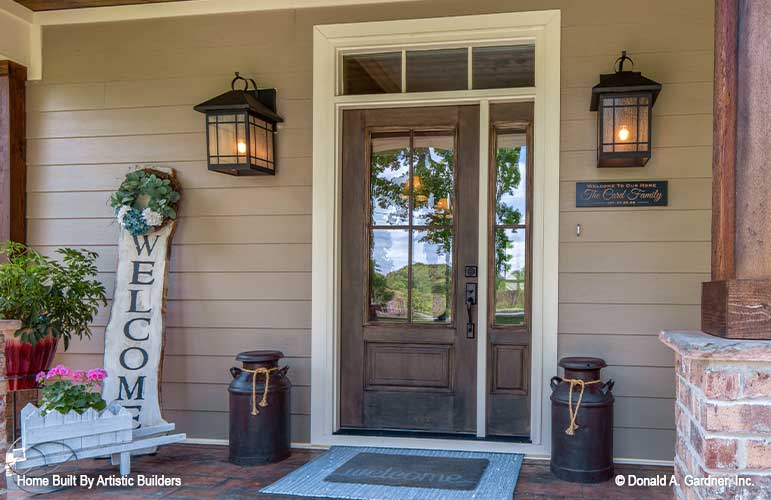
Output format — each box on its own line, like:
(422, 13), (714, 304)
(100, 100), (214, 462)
(575, 180), (668, 207)
(102, 167), (179, 433)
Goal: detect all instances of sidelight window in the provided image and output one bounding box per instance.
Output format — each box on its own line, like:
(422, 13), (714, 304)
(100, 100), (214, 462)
(491, 126), (530, 327)
(368, 130), (456, 324)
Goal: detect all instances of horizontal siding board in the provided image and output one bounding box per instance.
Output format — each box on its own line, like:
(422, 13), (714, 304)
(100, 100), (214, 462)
(166, 272), (312, 301)
(560, 211), (710, 242)
(163, 411), (310, 443)
(27, 186), (313, 218)
(562, 22), (713, 58)
(561, 178), (712, 211)
(559, 334), (676, 367)
(614, 428), (675, 462)
(561, 82), (713, 121)
(558, 304), (700, 335)
(563, 50), (713, 89)
(614, 397), (675, 431)
(37, 244), (312, 273)
(561, 114), (712, 152)
(55, 353), (310, 386)
(559, 242), (710, 273)
(65, 327), (311, 357)
(165, 300), (311, 330)
(601, 366), (675, 398)
(560, 147), (712, 181)
(27, 159), (312, 192)
(162, 383), (310, 415)
(28, 216), (312, 245)
(559, 273), (707, 305)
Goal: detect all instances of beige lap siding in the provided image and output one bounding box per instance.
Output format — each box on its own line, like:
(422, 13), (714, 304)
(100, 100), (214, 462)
(26, 0), (713, 459)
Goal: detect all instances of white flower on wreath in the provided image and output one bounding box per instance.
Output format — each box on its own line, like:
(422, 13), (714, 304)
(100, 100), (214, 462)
(115, 205), (131, 227)
(142, 208), (164, 227)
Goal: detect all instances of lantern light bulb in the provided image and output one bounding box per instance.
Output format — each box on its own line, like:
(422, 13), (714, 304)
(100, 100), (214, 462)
(237, 141), (247, 154)
(618, 126), (630, 142)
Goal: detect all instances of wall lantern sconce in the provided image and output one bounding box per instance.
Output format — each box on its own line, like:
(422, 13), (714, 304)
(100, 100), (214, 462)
(590, 51), (662, 167)
(194, 72), (283, 175)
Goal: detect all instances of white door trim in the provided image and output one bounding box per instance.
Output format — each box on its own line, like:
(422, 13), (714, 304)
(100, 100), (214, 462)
(311, 10), (560, 457)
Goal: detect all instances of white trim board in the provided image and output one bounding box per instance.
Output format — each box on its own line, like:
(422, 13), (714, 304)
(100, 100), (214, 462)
(311, 10), (561, 458)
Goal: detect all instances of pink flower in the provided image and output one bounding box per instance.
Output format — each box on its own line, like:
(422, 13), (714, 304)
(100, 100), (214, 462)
(71, 370), (87, 383)
(86, 368), (107, 382)
(35, 371), (46, 383)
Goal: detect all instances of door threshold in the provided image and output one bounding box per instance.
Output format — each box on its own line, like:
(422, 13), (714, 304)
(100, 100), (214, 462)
(335, 428), (531, 444)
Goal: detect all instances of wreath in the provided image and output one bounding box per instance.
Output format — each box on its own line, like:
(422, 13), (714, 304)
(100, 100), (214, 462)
(110, 168), (182, 236)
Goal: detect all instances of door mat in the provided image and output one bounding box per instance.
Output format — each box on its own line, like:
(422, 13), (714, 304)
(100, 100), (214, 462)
(260, 446), (524, 500)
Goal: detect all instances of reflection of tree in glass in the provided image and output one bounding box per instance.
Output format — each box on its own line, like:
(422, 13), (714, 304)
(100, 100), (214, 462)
(370, 147), (409, 225)
(368, 142), (454, 322)
(495, 146), (525, 325)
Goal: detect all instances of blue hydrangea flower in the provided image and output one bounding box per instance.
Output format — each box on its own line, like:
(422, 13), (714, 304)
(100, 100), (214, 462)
(122, 208), (150, 235)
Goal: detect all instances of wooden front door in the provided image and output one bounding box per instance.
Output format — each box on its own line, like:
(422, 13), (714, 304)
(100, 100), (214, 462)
(340, 103), (533, 437)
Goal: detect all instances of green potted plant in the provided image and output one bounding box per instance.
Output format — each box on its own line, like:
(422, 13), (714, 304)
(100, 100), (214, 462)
(0, 241), (107, 390)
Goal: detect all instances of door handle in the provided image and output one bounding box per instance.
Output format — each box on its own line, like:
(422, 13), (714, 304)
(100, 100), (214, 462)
(465, 283), (477, 339)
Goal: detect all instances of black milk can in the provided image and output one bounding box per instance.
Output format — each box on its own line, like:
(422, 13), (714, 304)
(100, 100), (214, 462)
(228, 350), (291, 465)
(550, 357), (614, 483)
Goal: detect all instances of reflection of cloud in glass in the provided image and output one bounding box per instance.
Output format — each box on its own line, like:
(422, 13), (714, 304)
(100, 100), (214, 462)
(372, 230), (409, 274)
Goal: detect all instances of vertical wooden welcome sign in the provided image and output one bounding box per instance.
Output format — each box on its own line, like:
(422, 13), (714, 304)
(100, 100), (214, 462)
(102, 167), (181, 433)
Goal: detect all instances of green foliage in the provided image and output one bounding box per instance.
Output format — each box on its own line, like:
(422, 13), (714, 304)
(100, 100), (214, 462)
(0, 241), (107, 349)
(495, 146), (523, 279)
(110, 169), (181, 220)
(38, 370), (107, 416)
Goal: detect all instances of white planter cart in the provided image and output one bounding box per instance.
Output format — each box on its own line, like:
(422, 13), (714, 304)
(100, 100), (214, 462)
(6, 402), (186, 477)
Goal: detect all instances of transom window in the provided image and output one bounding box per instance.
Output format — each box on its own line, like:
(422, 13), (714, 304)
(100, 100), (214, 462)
(342, 43), (535, 95)
(367, 129), (456, 324)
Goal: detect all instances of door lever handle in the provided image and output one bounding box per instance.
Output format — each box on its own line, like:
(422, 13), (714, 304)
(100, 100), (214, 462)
(465, 283), (477, 339)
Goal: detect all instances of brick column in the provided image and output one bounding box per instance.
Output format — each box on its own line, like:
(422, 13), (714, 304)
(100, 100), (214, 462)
(0, 320), (20, 495)
(662, 331), (771, 499)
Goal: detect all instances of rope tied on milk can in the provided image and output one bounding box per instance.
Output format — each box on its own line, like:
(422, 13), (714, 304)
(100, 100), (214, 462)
(559, 377), (602, 436)
(243, 367), (279, 415)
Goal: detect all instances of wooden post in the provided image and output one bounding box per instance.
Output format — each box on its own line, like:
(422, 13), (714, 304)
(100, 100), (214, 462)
(0, 60), (26, 244)
(702, 0), (771, 338)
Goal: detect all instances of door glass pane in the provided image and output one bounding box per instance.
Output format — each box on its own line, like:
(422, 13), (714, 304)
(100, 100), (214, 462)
(370, 229), (409, 322)
(495, 132), (527, 225)
(343, 52), (402, 95)
(370, 133), (410, 226)
(494, 228), (526, 326)
(412, 230), (453, 323)
(473, 44), (535, 89)
(412, 132), (455, 225)
(406, 49), (467, 92)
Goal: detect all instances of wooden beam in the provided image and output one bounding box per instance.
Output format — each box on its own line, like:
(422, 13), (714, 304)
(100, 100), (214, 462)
(710, 0), (738, 282)
(0, 60), (26, 245)
(703, 0), (771, 339)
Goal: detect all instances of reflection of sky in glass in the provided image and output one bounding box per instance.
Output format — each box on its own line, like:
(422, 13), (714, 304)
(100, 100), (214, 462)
(413, 233), (451, 265)
(371, 229), (409, 274)
(499, 229), (526, 279)
(497, 143), (527, 225)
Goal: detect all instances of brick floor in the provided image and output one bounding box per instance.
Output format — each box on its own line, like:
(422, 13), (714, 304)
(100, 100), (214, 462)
(7, 443), (674, 499)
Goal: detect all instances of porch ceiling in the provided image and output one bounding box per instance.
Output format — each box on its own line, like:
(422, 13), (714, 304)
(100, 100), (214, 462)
(14, 0), (185, 11)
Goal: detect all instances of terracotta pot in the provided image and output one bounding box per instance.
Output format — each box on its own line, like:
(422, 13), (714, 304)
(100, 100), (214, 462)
(2, 325), (58, 391)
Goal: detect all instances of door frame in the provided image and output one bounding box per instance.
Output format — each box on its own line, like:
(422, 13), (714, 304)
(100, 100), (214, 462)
(311, 10), (561, 457)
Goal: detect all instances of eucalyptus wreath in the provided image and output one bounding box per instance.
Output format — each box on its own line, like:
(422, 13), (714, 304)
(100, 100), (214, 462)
(110, 168), (181, 236)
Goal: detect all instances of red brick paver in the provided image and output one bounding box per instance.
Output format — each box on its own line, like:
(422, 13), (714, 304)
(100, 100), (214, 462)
(7, 443), (674, 499)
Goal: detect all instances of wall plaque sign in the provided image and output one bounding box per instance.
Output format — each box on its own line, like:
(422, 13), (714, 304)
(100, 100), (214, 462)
(575, 180), (668, 207)
(102, 167), (180, 435)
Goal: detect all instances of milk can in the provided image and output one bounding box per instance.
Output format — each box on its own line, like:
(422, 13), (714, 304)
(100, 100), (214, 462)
(550, 357), (614, 483)
(228, 350), (291, 465)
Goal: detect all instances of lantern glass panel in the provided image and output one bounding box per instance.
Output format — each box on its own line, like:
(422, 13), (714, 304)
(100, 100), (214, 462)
(267, 124), (274, 165)
(216, 121), (237, 163)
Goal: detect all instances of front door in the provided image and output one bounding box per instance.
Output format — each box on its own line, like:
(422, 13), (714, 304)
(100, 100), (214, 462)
(340, 103), (533, 437)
